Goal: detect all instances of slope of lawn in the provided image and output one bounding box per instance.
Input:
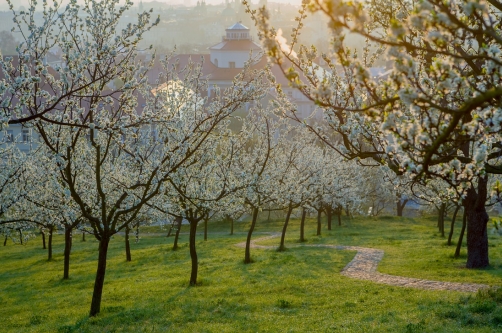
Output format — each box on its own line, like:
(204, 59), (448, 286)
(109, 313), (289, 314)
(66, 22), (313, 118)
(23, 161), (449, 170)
(0, 215), (501, 332)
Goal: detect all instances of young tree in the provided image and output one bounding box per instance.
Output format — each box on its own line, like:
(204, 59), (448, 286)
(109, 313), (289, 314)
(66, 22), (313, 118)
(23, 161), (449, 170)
(234, 110), (285, 264)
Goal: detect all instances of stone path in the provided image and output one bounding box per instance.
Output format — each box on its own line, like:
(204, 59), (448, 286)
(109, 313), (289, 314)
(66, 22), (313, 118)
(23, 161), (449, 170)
(235, 234), (490, 293)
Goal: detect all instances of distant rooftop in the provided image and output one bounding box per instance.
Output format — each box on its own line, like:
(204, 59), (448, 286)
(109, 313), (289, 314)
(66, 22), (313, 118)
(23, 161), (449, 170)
(227, 22), (248, 30)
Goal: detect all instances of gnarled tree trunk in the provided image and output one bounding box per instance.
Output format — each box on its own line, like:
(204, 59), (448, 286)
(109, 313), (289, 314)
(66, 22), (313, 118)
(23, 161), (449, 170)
(125, 226), (131, 262)
(279, 205), (293, 251)
(336, 207), (342, 226)
(189, 220), (198, 286)
(447, 205), (461, 246)
(455, 209), (467, 258)
(396, 198), (409, 217)
(326, 206), (332, 230)
(41, 229), (46, 249)
(316, 209), (322, 236)
(89, 236), (110, 317)
(464, 178), (489, 268)
(204, 217), (208, 241)
(230, 216), (234, 235)
(48, 226), (53, 261)
(172, 216), (182, 251)
(437, 203), (446, 237)
(63, 225), (73, 279)
(299, 208), (306, 242)
(244, 207), (259, 264)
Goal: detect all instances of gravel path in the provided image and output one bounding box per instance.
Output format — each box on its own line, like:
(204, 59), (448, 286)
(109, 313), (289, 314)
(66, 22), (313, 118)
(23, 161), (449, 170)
(235, 234), (490, 293)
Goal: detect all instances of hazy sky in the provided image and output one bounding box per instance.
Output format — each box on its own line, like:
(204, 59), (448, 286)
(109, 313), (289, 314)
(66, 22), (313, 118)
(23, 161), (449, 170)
(7, 0), (302, 8)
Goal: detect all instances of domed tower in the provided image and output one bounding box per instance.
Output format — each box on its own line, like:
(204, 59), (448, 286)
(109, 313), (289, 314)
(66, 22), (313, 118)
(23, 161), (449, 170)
(209, 22), (262, 68)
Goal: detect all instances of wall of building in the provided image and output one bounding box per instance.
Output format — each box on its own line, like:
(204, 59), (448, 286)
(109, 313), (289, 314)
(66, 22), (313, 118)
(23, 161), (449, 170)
(0, 124), (37, 153)
(210, 50), (260, 68)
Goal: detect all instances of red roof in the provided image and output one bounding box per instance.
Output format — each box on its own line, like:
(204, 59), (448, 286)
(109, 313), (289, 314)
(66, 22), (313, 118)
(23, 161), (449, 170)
(152, 53), (296, 87)
(209, 40), (262, 51)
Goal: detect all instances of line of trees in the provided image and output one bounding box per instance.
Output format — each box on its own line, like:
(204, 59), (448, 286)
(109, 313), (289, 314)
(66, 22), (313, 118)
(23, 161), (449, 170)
(1, 0), (502, 319)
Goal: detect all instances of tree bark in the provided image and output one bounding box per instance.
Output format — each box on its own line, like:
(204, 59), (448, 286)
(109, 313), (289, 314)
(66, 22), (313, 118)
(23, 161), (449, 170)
(337, 210), (342, 226)
(438, 203), (446, 237)
(41, 229), (46, 249)
(172, 216), (182, 251)
(48, 226), (53, 261)
(447, 205), (461, 246)
(89, 236), (110, 317)
(189, 220), (198, 286)
(455, 209), (467, 258)
(63, 225), (72, 279)
(3, 235), (7, 246)
(204, 218), (208, 241)
(299, 208), (306, 242)
(125, 226), (131, 262)
(316, 209), (322, 236)
(82, 232), (86, 242)
(135, 222), (140, 243)
(464, 178), (490, 268)
(344, 205), (350, 217)
(244, 207), (259, 264)
(230, 217), (234, 236)
(19, 229), (23, 245)
(396, 199), (409, 217)
(327, 206), (332, 231)
(279, 205), (293, 251)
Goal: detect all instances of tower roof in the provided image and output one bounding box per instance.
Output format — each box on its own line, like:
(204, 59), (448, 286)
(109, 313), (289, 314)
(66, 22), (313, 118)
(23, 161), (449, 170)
(227, 22), (248, 30)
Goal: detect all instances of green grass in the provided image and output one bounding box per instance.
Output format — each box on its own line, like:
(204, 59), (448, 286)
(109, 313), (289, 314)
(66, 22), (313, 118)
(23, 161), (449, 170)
(1, 215), (501, 332)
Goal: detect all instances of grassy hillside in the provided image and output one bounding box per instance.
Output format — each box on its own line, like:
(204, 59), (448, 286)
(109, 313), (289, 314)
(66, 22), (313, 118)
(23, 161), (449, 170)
(1, 215), (501, 332)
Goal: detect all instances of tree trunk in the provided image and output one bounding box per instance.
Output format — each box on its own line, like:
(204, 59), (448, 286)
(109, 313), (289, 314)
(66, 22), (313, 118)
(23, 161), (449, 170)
(189, 220), (198, 286)
(464, 178), (489, 268)
(337, 210), (342, 226)
(172, 217), (182, 251)
(396, 199), (408, 217)
(327, 206), (332, 231)
(316, 209), (322, 236)
(267, 210), (271, 222)
(82, 232), (86, 242)
(447, 205), (460, 246)
(455, 209), (467, 258)
(204, 218), (208, 241)
(299, 208), (306, 242)
(125, 226), (131, 262)
(244, 207), (259, 264)
(279, 206), (293, 251)
(230, 217), (234, 236)
(89, 236), (110, 317)
(3, 235), (7, 246)
(63, 225), (72, 279)
(19, 229), (23, 245)
(438, 203), (445, 237)
(41, 229), (46, 249)
(135, 222), (140, 243)
(344, 206), (350, 217)
(48, 227), (53, 261)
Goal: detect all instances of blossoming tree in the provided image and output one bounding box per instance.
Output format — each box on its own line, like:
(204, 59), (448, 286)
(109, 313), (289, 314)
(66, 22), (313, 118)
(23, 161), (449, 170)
(251, 0), (502, 268)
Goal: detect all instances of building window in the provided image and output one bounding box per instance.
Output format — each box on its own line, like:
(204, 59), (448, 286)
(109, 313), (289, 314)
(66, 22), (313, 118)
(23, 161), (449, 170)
(287, 91), (293, 99)
(5, 130), (14, 143)
(229, 61), (235, 68)
(22, 129), (31, 143)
